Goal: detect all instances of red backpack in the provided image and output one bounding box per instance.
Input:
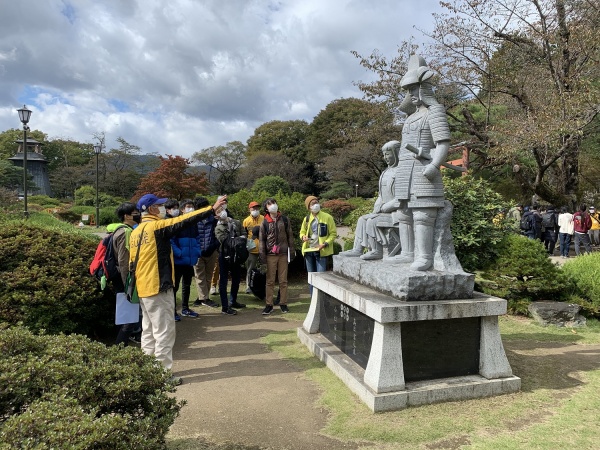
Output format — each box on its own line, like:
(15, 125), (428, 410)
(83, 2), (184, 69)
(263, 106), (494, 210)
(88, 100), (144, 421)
(89, 225), (126, 288)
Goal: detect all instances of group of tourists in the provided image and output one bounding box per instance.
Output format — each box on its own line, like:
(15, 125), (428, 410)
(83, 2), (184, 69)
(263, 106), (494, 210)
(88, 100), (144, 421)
(108, 193), (336, 384)
(507, 203), (600, 258)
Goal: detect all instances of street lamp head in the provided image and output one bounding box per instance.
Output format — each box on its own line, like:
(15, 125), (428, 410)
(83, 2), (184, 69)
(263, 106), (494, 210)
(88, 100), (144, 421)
(17, 105), (32, 125)
(93, 144), (102, 155)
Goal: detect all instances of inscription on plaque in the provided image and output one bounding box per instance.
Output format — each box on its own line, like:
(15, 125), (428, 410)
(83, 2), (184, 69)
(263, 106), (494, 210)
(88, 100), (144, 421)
(401, 317), (481, 381)
(319, 293), (374, 369)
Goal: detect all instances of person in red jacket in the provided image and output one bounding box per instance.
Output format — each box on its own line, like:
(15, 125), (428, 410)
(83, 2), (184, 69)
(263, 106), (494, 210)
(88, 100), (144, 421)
(573, 203), (593, 255)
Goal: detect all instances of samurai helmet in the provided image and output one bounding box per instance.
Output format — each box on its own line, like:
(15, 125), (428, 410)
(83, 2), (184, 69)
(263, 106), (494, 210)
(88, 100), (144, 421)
(400, 54), (435, 88)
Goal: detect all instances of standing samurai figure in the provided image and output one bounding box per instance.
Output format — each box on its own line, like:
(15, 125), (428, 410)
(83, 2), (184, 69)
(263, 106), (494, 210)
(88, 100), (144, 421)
(392, 55), (450, 271)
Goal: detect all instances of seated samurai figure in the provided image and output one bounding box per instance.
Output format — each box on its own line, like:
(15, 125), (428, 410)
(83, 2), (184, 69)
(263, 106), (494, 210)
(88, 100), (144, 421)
(340, 141), (401, 260)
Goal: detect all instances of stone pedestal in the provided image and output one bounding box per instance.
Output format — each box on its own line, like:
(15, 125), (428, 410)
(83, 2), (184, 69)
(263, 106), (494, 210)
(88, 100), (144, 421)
(299, 272), (520, 412)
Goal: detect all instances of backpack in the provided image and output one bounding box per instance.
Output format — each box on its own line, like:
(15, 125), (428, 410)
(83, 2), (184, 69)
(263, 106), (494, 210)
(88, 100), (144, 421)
(520, 214), (533, 231)
(222, 221), (249, 265)
(541, 212), (555, 229)
(89, 225), (126, 289)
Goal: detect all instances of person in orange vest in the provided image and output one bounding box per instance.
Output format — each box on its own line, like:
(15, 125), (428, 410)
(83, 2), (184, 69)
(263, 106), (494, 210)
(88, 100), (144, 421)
(242, 201), (264, 293)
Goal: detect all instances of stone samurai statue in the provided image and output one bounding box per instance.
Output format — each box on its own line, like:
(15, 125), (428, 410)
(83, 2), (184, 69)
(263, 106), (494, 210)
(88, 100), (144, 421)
(340, 54), (451, 271)
(393, 54), (450, 271)
(340, 141), (401, 260)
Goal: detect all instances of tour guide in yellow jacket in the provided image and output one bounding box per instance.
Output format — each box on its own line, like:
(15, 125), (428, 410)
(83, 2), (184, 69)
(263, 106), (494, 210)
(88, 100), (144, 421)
(130, 193), (227, 379)
(299, 196), (336, 295)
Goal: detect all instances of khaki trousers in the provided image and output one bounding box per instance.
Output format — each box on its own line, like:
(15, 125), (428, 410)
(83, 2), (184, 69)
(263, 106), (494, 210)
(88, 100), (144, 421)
(266, 254), (288, 306)
(140, 289), (176, 370)
(193, 251), (218, 300)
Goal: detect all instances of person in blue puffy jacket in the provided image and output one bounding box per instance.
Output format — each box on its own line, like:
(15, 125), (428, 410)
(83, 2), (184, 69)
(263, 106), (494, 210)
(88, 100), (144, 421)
(171, 199), (201, 319)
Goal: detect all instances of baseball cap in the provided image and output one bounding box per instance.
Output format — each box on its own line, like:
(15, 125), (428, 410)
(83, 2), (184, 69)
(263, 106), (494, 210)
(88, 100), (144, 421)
(590, 206), (595, 210)
(249, 201), (260, 208)
(137, 193), (168, 212)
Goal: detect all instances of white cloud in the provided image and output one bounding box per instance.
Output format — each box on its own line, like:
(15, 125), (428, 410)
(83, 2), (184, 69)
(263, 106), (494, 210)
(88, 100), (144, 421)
(0, 0), (441, 157)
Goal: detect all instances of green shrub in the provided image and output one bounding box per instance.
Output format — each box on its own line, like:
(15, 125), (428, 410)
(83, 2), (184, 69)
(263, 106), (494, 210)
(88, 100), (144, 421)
(55, 208), (82, 224)
(444, 175), (513, 272)
(251, 176), (291, 196)
(0, 327), (183, 449)
(28, 195), (61, 207)
(67, 205), (119, 226)
(0, 222), (112, 334)
(561, 253), (600, 316)
(477, 234), (570, 314)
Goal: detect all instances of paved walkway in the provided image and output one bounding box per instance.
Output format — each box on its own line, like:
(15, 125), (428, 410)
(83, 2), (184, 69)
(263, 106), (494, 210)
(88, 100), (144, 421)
(168, 301), (358, 450)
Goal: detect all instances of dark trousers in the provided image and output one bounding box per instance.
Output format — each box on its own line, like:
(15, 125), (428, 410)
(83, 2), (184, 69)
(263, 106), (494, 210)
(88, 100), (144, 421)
(174, 264), (194, 310)
(219, 253), (241, 311)
(543, 230), (558, 255)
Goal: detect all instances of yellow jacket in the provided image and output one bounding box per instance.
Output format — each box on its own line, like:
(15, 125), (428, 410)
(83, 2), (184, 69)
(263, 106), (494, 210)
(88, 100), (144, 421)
(299, 211), (336, 257)
(242, 214), (264, 254)
(129, 205), (213, 298)
(590, 213), (600, 230)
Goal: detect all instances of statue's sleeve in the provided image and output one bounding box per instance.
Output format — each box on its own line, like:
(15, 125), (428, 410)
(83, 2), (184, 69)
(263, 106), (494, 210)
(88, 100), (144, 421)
(428, 105), (450, 143)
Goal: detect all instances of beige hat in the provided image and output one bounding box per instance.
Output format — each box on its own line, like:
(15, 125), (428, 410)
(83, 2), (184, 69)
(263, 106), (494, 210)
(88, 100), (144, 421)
(304, 195), (318, 209)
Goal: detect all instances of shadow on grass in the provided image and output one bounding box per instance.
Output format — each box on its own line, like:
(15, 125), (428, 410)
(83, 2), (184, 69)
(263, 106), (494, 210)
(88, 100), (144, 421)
(505, 338), (600, 392)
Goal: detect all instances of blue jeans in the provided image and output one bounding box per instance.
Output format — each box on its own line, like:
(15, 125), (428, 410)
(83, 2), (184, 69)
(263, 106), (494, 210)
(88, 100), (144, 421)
(304, 252), (328, 295)
(558, 233), (571, 257)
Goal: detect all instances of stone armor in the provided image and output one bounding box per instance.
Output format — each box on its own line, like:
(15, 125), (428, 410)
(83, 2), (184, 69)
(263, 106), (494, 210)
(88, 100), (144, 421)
(396, 104), (449, 209)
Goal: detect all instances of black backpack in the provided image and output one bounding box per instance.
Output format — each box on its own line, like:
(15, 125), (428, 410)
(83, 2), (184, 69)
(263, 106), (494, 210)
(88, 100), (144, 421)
(222, 221), (249, 265)
(520, 214), (533, 231)
(541, 212), (555, 229)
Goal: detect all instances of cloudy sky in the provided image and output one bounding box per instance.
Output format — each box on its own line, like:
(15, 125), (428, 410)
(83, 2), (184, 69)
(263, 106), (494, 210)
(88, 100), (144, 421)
(0, 0), (441, 159)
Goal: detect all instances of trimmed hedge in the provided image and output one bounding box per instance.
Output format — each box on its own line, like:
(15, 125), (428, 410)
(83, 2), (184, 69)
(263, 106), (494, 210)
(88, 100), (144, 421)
(561, 253), (600, 316)
(477, 234), (570, 314)
(0, 222), (112, 335)
(0, 327), (183, 449)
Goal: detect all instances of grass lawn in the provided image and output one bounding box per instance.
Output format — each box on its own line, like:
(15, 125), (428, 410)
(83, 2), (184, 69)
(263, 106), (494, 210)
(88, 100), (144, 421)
(260, 282), (600, 450)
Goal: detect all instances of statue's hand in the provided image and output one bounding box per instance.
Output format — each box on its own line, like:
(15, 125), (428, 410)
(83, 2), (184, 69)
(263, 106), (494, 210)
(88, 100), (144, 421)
(381, 200), (400, 213)
(422, 164), (439, 181)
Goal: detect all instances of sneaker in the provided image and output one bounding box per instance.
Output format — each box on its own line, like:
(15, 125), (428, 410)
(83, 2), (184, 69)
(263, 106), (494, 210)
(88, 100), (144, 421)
(262, 305), (273, 315)
(181, 308), (199, 318)
(128, 335), (141, 345)
(174, 313), (181, 322)
(230, 301), (246, 309)
(169, 376), (183, 386)
(201, 299), (219, 308)
(221, 308), (237, 315)
(210, 286), (218, 295)
(245, 287), (252, 294)
(193, 298), (202, 307)
(280, 304), (289, 314)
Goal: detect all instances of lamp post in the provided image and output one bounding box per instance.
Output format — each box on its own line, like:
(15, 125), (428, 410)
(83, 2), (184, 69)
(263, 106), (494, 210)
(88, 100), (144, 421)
(355, 184), (359, 198)
(93, 144), (102, 228)
(17, 105), (32, 219)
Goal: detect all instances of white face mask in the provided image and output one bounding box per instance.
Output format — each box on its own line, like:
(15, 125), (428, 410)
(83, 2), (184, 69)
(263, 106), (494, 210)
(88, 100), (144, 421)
(184, 207), (194, 214)
(219, 210), (228, 219)
(250, 210), (260, 218)
(158, 205), (167, 219)
(267, 204), (278, 214)
(170, 209), (180, 217)
(310, 204), (321, 213)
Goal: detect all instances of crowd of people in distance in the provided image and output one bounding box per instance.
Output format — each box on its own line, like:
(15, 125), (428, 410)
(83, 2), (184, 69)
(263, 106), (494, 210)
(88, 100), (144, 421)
(108, 193), (336, 384)
(506, 203), (600, 258)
